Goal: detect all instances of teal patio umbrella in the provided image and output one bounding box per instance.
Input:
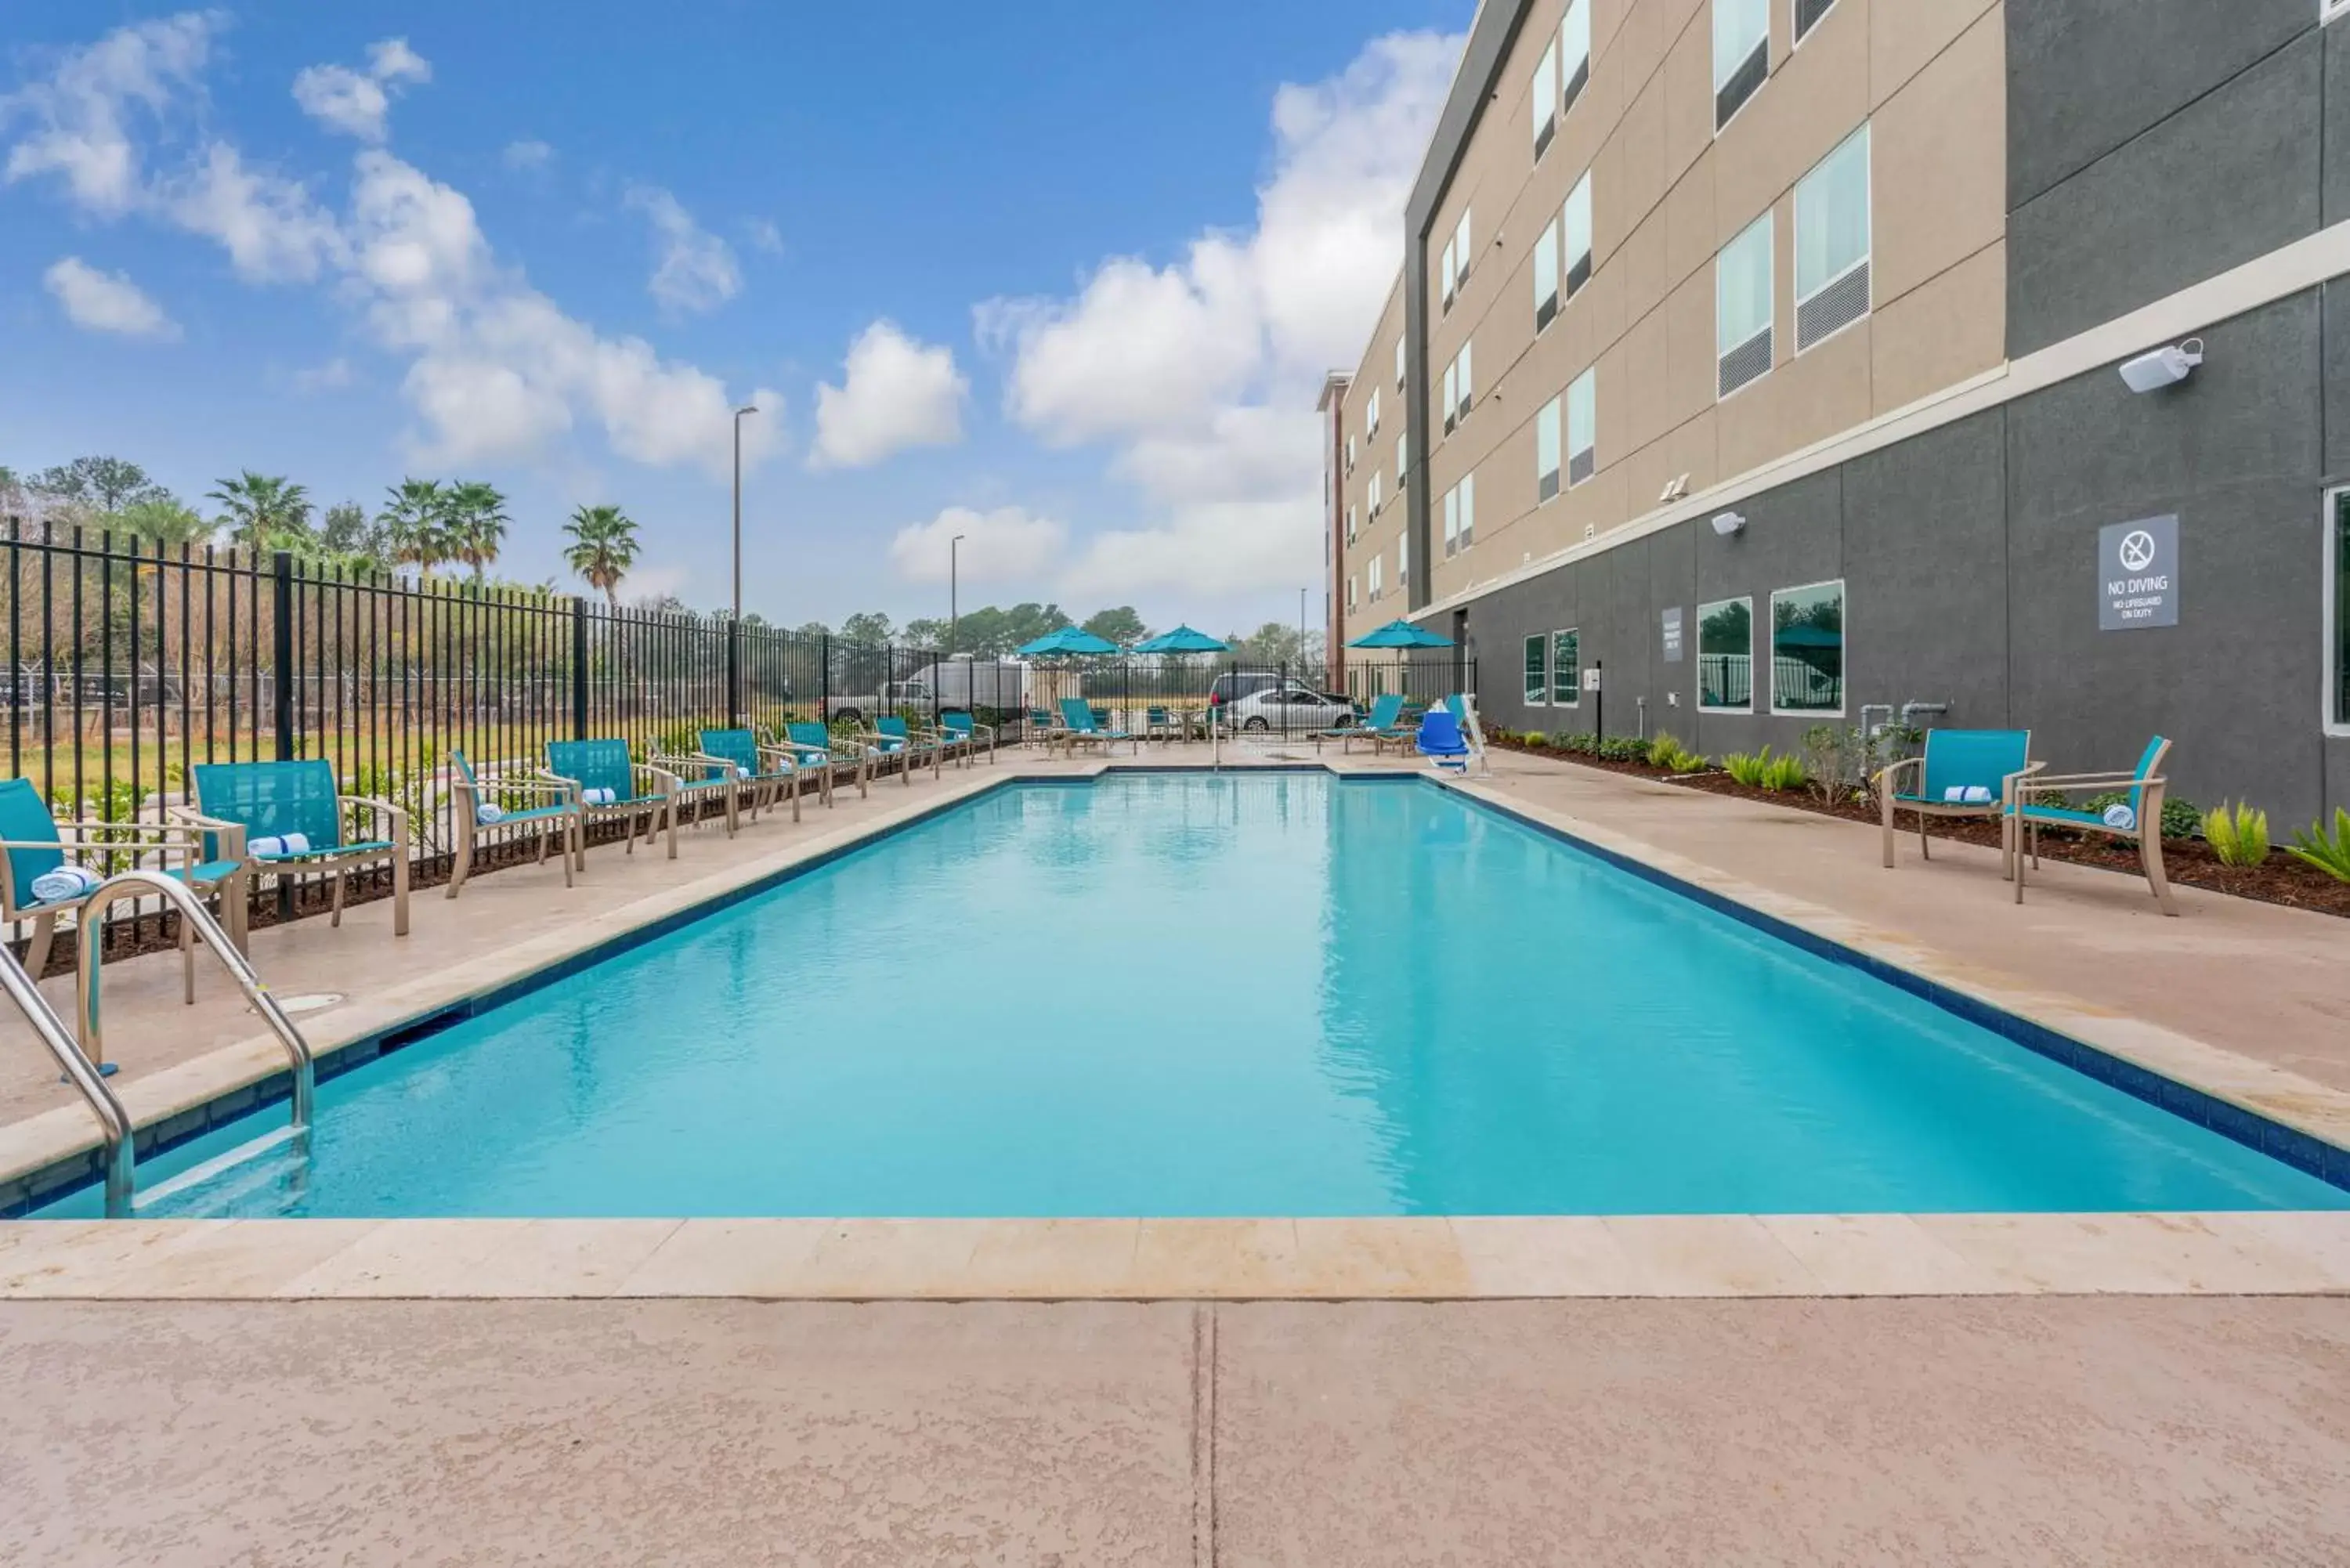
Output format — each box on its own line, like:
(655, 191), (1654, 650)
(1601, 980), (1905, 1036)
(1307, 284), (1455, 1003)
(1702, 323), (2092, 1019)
(1014, 626), (1119, 656)
(1347, 618), (1453, 649)
(1132, 626), (1227, 750)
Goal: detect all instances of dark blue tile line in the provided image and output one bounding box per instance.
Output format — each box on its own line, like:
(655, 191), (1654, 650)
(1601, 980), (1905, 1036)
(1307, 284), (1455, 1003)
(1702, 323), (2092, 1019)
(1443, 782), (2350, 1194)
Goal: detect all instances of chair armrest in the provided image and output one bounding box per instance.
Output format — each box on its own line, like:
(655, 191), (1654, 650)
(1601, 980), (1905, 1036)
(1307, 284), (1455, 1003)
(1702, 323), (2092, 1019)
(465, 775), (577, 800)
(1871, 755), (1922, 788)
(652, 750), (735, 779)
(635, 764), (682, 793)
(340, 794), (411, 835)
(164, 807), (249, 858)
(2014, 771), (2161, 795)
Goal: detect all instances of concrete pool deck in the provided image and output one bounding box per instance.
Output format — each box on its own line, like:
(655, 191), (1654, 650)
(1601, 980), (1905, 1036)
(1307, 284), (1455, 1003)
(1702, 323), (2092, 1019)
(0, 741), (2345, 1303)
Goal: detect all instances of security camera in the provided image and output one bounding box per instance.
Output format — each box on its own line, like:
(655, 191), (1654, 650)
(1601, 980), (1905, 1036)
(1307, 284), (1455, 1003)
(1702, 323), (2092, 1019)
(2118, 338), (2202, 393)
(1658, 474), (1690, 503)
(1712, 511), (1746, 537)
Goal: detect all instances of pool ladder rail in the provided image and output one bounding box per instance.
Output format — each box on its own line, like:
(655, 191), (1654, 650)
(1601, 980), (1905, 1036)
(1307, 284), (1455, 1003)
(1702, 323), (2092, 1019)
(2, 869), (316, 1217)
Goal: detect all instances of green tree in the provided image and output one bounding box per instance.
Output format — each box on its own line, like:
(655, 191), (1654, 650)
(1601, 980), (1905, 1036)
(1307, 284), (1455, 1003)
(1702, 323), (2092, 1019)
(33, 455), (164, 513)
(902, 616), (948, 648)
(109, 497), (211, 550)
(207, 471), (312, 551)
(839, 611), (895, 646)
(1081, 605), (1149, 649)
(791, 620), (832, 641)
(562, 504), (640, 608)
(1222, 621), (1325, 670)
(446, 480), (510, 580)
(319, 500), (374, 553)
(377, 478), (450, 576)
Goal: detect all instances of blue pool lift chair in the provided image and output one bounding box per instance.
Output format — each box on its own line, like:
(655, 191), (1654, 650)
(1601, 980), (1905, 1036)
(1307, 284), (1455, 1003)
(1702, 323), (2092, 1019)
(1876, 728), (2037, 874)
(1415, 705), (1473, 774)
(446, 750), (580, 899)
(2007, 735), (2177, 916)
(189, 757), (410, 938)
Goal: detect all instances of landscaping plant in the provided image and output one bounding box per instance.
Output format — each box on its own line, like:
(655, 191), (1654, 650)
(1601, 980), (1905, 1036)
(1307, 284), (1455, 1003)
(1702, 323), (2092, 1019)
(2200, 801), (2269, 868)
(2287, 807), (2350, 883)
(1647, 733), (1705, 773)
(1520, 730), (1547, 748)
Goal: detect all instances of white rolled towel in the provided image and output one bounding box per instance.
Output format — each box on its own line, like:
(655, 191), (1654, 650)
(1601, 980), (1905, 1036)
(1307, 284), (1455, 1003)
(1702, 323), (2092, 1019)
(735, 764), (752, 781)
(475, 803), (507, 825)
(29, 864), (102, 903)
(1942, 786), (1968, 802)
(1961, 785), (1994, 804)
(580, 786), (617, 806)
(248, 832), (313, 859)
(2102, 802), (2137, 830)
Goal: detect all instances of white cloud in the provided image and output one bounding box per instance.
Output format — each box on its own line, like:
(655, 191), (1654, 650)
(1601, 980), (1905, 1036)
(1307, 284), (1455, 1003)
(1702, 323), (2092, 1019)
(889, 506), (1066, 586)
(292, 356), (353, 392)
(976, 31), (1459, 600)
(625, 184), (739, 316)
(0, 10), (219, 215)
(744, 218), (783, 255)
(2, 21), (783, 482)
(42, 255), (179, 339)
(501, 139), (552, 172)
(810, 320), (967, 470)
(291, 37), (431, 143)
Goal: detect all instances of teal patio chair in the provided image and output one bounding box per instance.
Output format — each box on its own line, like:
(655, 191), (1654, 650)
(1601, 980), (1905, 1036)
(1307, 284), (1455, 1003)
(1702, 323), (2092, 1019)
(941, 711), (996, 764)
(1058, 697), (1137, 756)
(541, 739), (677, 864)
(869, 715), (942, 785)
(649, 736), (745, 840)
(446, 750), (580, 899)
(0, 775), (250, 997)
(784, 721), (870, 804)
(2008, 735), (2176, 915)
(1025, 706), (1065, 750)
(1313, 692), (1405, 753)
(697, 728), (807, 824)
(189, 757), (410, 937)
(1876, 728), (2037, 873)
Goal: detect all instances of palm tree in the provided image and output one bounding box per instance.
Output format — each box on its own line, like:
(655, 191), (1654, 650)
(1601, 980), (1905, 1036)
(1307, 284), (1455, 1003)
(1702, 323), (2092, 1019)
(376, 478), (447, 578)
(446, 480), (509, 582)
(562, 504), (639, 608)
(206, 471), (311, 551)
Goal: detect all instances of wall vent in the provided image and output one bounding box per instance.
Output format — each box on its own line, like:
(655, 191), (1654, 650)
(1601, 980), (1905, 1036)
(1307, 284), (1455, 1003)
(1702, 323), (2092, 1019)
(1795, 260), (1870, 350)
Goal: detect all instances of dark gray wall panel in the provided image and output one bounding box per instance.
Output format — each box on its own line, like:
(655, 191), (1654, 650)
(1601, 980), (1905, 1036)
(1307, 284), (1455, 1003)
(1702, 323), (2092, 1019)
(2007, 33), (2321, 356)
(1688, 472), (1842, 757)
(2326, 737), (2350, 818)
(2005, 295), (2324, 823)
(2007, 0), (2310, 208)
(2326, 20), (2350, 226)
(1647, 522), (1699, 742)
(1840, 410), (2011, 732)
(2326, 283), (2350, 479)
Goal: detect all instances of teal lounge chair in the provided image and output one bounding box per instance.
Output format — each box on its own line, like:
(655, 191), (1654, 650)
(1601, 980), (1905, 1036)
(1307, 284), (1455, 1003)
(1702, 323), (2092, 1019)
(870, 715), (943, 784)
(1025, 707), (1064, 750)
(941, 711), (996, 764)
(0, 775), (250, 995)
(1876, 728), (2036, 873)
(1058, 697), (1137, 755)
(784, 721), (869, 804)
(446, 750), (579, 899)
(542, 739), (677, 863)
(1313, 693), (1405, 753)
(190, 757), (410, 937)
(649, 737), (746, 840)
(696, 728), (807, 825)
(2008, 735), (2176, 915)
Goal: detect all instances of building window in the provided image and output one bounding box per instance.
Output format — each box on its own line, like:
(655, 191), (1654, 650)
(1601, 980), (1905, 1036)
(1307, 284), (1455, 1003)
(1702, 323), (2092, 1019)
(1795, 124), (1871, 350)
(1396, 431), (1408, 482)
(1564, 172), (1593, 298)
(1444, 486), (1459, 557)
(1566, 368), (1596, 487)
(1395, 337), (1405, 389)
(1397, 537), (1409, 587)
(1561, 0), (1591, 116)
(1794, 0), (1838, 43)
(1369, 553), (1385, 599)
(1459, 470), (1475, 548)
(1697, 596), (1753, 712)
(1441, 208), (1471, 310)
(1536, 394), (1562, 503)
(1532, 37), (1559, 159)
(1368, 471), (1383, 515)
(1443, 342), (1473, 432)
(1346, 434), (1356, 472)
(1347, 575), (1358, 611)
(2330, 490), (2350, 728)
(1551, 628), (1581, 706)
(1524, 635), (1548, 705)
(2331, 0), (2350, 24)
(1534, 215), (1560, 331)
(1770, 579), (1846, 714)
(1444, 474), (1477, 558)
(1714, 0), (1769, 131)
(1366, 388), (1380, 435)
(1716, 211), (1774, 399)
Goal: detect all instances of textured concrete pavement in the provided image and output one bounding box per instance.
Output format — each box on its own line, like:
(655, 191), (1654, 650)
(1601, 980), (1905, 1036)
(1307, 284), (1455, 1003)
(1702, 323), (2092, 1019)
(4, 1296), (2348, 1566)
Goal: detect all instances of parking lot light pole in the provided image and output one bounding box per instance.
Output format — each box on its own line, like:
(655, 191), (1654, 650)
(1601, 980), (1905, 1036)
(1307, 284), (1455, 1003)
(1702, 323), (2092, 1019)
(949, 533), (966, 655)
(730, 403), (757, 724)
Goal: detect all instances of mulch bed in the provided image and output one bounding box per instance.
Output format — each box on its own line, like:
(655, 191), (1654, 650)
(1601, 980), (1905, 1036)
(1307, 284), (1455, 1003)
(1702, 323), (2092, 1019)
(1486, 735), (2350, 920)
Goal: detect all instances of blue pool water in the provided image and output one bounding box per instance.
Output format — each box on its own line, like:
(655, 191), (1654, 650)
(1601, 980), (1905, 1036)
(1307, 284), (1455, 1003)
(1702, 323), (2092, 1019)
(42, 773), (2346, 1218)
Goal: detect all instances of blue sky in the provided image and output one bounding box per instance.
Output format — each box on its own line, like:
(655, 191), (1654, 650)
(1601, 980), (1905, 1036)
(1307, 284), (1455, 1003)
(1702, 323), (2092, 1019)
(2, 1), (1469, 633)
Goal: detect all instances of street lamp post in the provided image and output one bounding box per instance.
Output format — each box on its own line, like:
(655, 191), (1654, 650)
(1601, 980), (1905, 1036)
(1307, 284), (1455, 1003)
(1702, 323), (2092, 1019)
(1299, 587), (1307, 683)
(730, 403), (757, 724)
(949, 533), (967, 656)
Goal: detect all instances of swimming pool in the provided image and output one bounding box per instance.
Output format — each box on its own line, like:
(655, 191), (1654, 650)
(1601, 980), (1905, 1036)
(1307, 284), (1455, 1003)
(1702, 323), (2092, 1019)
(38, 772), (2348, 1219)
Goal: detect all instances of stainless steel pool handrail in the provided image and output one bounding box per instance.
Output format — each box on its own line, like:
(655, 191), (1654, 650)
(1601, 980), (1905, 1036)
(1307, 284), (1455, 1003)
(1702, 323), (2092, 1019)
(0, 943), (133, 1216)
(74, 869), (315, 1129)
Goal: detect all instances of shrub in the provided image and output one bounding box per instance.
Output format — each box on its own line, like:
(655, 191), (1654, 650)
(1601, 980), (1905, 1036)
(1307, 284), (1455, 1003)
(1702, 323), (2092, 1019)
(1723, 749), (1769, 788)
(1800, 723), (1876, 806)
(2287, 807), (2350, 883)
(1725, 746), (1809, 793)
(2201, 801), (2269, 868)
(1520, 730), (1547, 749)
(1647, 733), (1705, 773)
(1596, 735), (1648, 763)
(1759, 751), (1810, 792)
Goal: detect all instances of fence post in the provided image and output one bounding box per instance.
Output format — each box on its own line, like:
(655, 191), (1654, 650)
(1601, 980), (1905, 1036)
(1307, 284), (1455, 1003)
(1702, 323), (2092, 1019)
(727, 616), (741, 729)
(819, 634), (832, 723)
(271, 551), (296, 763)
(570, 597), (589, 740)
